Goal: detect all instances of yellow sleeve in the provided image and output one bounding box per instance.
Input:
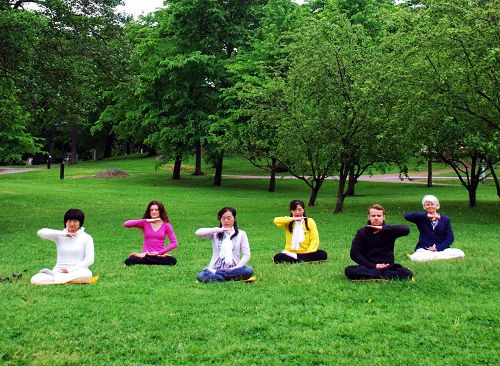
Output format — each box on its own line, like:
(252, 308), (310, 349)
(273, 216), (293, 229)
(304, 218), (320, 252)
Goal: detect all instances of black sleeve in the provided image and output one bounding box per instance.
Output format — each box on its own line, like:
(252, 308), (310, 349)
(350, 229), (376, 268)
(382, 224), (410, 238)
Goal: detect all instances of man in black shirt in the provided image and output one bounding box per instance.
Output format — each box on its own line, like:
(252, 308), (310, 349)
(345, 204), (413, 280)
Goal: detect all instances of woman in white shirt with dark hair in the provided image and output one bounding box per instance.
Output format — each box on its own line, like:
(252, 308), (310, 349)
(31, 208), (94, 285)
(195, 207), (253, 283)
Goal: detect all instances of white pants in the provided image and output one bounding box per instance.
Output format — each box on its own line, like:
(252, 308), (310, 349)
(31, 268), (92, 285)
(410, 248), (465, 262)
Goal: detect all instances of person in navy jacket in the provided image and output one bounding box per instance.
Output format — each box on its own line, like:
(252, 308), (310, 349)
(405, 195), (465, 262)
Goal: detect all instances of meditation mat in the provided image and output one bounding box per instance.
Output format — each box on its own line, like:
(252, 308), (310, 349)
(68, 275), (100, 284)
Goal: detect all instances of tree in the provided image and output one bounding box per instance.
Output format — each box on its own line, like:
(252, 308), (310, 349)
(277, 6), (404, 211)
(392, 0), (500, 206)
(225, 0), (303, 192)
(2, 0), (127, 164)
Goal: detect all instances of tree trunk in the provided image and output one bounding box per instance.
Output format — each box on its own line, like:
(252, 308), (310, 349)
(147, 147), (156, 156)
(126, 141), (131, 155)
(346, 166), (356, 196)
(308, 179), (324, 207)
(103, 133), (114, 158)
(213, 153), (224, 186)
(427, 156), (433, 187)
(172, 155), (182, 180)
(334, 170), (349, 214)
(488, 163), (500, 198)
(193, 140), (204, 175)
(468, 187), (477, 208)
(268, 158), (277, 192)
(70, 121), (78, 164)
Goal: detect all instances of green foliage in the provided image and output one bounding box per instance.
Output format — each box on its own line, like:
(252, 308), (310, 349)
(0, 86), (41, 164)
(1, 0), (127, 162)
(388, 0), (500, 206)
(0, 156), (499, 365)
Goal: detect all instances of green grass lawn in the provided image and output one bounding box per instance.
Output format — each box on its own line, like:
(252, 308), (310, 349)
(1, 156), (498, 365)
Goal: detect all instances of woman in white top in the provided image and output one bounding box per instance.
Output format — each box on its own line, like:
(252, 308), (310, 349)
(31, 208), (94, 285)
(195, 207), (253, 283)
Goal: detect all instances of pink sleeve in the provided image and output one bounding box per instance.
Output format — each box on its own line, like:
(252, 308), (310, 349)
(157, 223), (178, 255)
(123, 219), (146, 228)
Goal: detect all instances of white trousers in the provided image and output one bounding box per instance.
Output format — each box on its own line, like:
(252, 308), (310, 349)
(410, 248), (465, 262)
(31, 268), (92, 285)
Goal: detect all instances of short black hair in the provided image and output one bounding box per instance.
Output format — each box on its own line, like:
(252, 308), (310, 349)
(64, 208), (85, 227)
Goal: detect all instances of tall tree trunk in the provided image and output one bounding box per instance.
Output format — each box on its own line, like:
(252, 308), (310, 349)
(334, 164), (349, 213)
(147, 147), (156, 156)
(488, 163), (500, 198)
(126, 141), (131, 155)
(334, 177), (348, 213)
(346, 166), (356, 196)
(70, 121), (78, 164)
(172, 155), (182, 180)
(193, 140), (203, 175)
(103, 133), (114, 158)
(213, 153), (224, 186)
(468, 187), (477, 208)
(427, 156), (433, 187)
(268, 158), (277, 192)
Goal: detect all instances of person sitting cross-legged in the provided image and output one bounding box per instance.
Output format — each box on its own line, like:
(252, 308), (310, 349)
(273, 199), (327, 264)
(123, 200), (178, 266)
(31, 208), (94, 285)
(196, 207), (254, 283)
(345, 204), (413, 281)
(405, 195), (465, 262)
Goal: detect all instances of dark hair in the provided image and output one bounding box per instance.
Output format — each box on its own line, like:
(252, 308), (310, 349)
(143, 200), (169, 222)
(288, 199), (309, 232)
(217, 207), (238, 240)
(368, 203), (385, 215)
(64, 208), (85, 227)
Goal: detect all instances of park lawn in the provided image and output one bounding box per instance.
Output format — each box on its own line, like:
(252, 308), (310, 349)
(0, 156), (498, 366)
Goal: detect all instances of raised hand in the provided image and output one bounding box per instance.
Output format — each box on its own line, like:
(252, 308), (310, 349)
(366, 225), (383, 234)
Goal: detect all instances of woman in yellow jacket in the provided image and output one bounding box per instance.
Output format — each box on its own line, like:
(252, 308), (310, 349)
(273, 199), (328, 263)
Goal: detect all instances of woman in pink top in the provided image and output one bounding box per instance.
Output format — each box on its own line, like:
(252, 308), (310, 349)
(123, 200), (178, 266)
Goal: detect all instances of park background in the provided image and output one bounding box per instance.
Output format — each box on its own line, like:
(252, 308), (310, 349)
(0, 156), (498, 365)
(1, 0), (499, 364)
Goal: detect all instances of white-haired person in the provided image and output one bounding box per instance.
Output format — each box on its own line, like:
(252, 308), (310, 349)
(404, 195), (465, 262)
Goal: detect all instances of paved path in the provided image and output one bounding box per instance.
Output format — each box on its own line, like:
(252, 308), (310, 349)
(222, 172), (458, 184)
(0, 167), (458, 184)
(0, 168), (41, 174)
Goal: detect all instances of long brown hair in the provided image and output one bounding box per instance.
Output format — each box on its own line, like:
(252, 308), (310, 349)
(143, 200), (169, 222)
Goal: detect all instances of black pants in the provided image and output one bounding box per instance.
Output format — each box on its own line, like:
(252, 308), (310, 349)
(273, 250), (328, 264)
(345, 263), (412, 280)
(124, 254), (177, 266)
